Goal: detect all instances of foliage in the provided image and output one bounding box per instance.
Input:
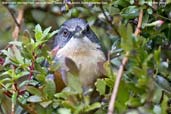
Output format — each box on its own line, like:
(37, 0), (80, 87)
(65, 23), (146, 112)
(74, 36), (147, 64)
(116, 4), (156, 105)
(0, 0), (171, 114)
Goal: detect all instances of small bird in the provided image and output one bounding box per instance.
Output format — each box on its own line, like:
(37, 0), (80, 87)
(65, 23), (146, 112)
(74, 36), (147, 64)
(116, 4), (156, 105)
(52, 18), (106, 91)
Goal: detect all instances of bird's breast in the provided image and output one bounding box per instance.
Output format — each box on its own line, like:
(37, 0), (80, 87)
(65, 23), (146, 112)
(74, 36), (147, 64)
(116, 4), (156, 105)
(56, 37), (105, 88)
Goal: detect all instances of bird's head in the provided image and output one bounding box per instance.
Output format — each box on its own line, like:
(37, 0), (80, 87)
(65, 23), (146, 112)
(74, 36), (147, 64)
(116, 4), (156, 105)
(53, 18), (100, 49)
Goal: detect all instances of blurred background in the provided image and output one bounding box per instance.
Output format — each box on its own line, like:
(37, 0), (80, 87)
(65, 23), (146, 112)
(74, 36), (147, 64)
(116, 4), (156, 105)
(0, 0), (116, 51)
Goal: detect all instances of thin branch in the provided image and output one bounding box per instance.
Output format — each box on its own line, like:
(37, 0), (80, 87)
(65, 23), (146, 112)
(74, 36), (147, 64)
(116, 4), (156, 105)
(107, 9), (144, 114)
(154, 14), (171, 22)
(99, 4), (120, 36)
(12, 8), (24, 41)
(17, 101), (38, 114)
(11, 84), (15, 114)
(134, 9), (143, 36)
(8, 7), (24, 114)
(4, 6), (20, 27)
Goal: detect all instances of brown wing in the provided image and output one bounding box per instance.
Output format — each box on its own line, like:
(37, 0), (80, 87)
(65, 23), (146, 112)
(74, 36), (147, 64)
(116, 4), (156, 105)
(53, 70), (66, 92)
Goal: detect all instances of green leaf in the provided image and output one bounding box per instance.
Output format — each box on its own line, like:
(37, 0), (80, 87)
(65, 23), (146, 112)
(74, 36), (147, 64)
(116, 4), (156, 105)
(85, 102), (101, 112)
(26, 86), (42, 96)
(115, 0), (130, 7)
(35, 31), (43, 41)
(35, 24), (43, 41)
(105, 78), (114, 89)
(48, 30), (58, 39)
(9, 41), (22, 47)
(119, 24), (134, 51)
(125, 97), (141, 107)
(12, 92), (18, 106)
(154, 47), (161, 66)
(12, 46), (24, 64)
(147, 8), (153, 14)
(54, 88), (77, 99)
(103, 61), (113, 78)
(27, 95), (42, 103)
(67, 73), (83, 94)
(120, 6), (139, 19)
(161, 95), (168, 114)
(95, 79), (106, 95)
(43, 26), (51, 38)
(40, 100), (52, 108)
(35, 24), (42, 33)
(154, 75), (171, 93)
(58, 108), (71, 114)
(17, 71), (30, 78)
(43, 79), (56, 99)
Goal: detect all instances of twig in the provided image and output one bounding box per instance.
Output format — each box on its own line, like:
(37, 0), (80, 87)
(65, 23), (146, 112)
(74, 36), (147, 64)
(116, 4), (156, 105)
(17, 101), (38, 114)
(134, 9), (143, 36)
(99, 3), (120, 36)
(4, 6), (20, 27)
(8, 7), (24, 114)
(107, 9), (143, 114)
(12, 8), (24, 41)
(11, 84), (15, 114)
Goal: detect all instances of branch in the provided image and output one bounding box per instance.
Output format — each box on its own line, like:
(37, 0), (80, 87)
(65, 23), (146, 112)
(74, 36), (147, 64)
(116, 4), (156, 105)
(134, 9), (143, 36)
(17, 101), (38, 114)
(11, 84), (15, 114)
(99, 4), (120, 36)
(4, 6), (20, 27)
(12, 8), (24, 41)
(107, 9), (143, 114)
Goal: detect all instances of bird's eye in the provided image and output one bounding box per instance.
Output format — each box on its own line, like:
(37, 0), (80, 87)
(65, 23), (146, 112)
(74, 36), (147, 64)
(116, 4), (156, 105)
(63, 30), (69, 37)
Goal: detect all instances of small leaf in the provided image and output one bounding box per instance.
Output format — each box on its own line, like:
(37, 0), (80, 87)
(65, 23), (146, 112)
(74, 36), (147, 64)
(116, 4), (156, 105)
(43, 79), (56, 99)
(154, 75), (171, 93)
(26, 86), (42, 96)
(119, 24), (134, 51)
(120, 6), (139, 19)
(43, 26), (51, 38)
(154, 47), (161, 65)
(12, 92), (18, 106)
(85, 102), (101, 112)
(35, 31), (43, 41)
(103, 61), (113, 78)
(67, 73), (82, 94)
(35, 24), (42, 33)
(125, 97), (141, 107)
(147, 8), (153, 14)
(12, 46), (24, 64)
(48, 30), (58, 39)
(35, 24), (43, 41)
(27, 95), (42, 103)
(16, 71), (30, 79)
(95, 79), (106, 95)
(9, 41), (22, 47)
(58, 108), (71, 114)
(40, 100), (52, 108)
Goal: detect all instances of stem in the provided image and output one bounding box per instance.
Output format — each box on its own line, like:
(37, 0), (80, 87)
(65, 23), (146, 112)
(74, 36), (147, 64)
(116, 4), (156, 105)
(11, 84), (15, 114)
(17, 100), (38, 114)
(4, 5), (20, 27)
(12, 8), (24, 41)
(107, 9), (143, 114)
(99, 3), (120, 36)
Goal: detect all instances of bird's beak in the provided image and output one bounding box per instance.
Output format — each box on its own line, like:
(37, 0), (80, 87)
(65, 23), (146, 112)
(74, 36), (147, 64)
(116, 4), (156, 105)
(51, 45), (60, 56)
(73, 30), (84, 39)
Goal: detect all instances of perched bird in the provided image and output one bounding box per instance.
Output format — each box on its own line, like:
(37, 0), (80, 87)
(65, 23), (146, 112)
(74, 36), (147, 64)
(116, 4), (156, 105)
(52, 18), (106, 91)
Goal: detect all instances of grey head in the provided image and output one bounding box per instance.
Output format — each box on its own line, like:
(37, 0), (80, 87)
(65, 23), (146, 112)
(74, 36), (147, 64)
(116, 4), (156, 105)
(53, 18), (100, 48)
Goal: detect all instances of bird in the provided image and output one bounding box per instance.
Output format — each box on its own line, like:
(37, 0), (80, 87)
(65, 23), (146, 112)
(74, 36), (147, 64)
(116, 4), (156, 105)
(52, 18), (106, 92)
